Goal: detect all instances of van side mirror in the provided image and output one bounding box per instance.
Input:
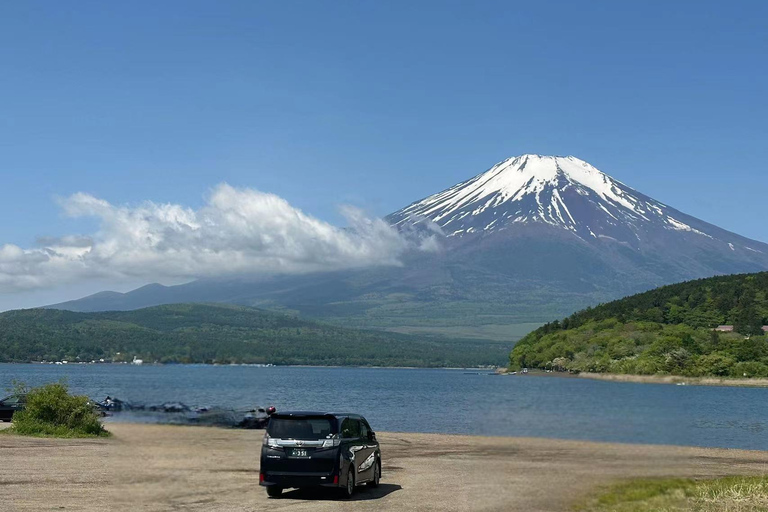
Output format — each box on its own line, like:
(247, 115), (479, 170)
(368, 431), (376, 441)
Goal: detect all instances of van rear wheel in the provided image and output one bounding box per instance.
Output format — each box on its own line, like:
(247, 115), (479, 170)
(266, 486), (282, 498)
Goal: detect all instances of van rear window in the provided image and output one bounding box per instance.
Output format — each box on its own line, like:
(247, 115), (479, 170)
(268, 417), (335, 439)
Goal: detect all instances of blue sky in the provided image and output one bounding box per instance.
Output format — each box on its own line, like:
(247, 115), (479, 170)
(0, 1), (767, 308)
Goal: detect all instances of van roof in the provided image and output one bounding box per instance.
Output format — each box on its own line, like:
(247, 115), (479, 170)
(272, 411), (362, 420)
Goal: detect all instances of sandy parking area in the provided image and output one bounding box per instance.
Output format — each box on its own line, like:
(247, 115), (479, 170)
(2, 423), (768, 511)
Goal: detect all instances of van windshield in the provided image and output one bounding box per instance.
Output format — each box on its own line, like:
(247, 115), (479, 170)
(268, 417), (335, 440)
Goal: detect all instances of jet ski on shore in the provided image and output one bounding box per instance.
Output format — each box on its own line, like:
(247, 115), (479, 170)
(96, 396), (135, 413)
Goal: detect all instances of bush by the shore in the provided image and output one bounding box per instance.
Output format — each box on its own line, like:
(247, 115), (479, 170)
(8, 383), (109, 438)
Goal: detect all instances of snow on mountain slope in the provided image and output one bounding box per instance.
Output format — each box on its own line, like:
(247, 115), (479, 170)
(389, 155), (759, 252)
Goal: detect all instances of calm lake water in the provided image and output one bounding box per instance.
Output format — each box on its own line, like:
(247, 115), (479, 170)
(2, 364), (767, 451)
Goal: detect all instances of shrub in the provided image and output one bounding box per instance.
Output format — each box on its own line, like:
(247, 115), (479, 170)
(10, 383), (109, 438)
(609, 357), (638, 374)
(730, 361), (768, 378)
(694, 353), (737, 377)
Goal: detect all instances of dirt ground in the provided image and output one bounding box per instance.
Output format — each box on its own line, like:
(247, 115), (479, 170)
(2, 423), (768, 511)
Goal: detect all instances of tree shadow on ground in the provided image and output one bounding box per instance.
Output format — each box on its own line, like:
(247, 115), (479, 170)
(278, 483), (402, 501)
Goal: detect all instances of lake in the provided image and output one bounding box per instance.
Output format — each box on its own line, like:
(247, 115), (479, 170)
(2, 363), (767, 451)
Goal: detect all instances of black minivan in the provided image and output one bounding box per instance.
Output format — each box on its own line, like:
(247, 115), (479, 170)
(259, 411), (381, 498)
(0, 394), (26, 422)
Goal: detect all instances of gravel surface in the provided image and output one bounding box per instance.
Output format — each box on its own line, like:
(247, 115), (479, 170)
(2, 423), (768, 511)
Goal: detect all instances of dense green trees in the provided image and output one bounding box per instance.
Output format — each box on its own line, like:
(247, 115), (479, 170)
(0, 304), (507, 367)
(510, 272), (768, 377)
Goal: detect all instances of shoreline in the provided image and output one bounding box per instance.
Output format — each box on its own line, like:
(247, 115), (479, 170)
(575, 371), (768, 388)
(8, 419), (766, 453)
(499, 369), (768, 388)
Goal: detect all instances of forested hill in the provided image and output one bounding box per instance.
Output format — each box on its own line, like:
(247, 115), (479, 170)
(0, 304), (507, 367)
(510, 272), (768, 377)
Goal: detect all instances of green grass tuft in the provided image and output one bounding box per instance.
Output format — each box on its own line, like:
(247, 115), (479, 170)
(578, 476), (768, 512)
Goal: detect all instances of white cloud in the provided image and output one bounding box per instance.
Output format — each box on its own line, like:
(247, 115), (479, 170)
(0, 184), (419, 293)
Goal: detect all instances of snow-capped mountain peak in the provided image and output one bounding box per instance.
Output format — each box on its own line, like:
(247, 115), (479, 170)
(388, 154), (743, 249)
(408, 155), (636, 218)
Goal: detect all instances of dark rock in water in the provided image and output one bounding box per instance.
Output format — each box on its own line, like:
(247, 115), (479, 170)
(148, 402), (190, 413)
(98, 396), (269, 429)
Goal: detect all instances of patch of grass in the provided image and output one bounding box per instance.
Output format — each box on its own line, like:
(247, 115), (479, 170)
(8, 382), (109, 438)
(578, 476), (768, 512)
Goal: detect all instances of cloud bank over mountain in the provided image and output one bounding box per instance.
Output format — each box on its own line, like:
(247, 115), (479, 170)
(0, 184), (422, 292)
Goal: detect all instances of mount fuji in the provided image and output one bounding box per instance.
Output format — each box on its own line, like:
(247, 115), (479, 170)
(50, 155), (768, 339)
(390, 154), (759, 252)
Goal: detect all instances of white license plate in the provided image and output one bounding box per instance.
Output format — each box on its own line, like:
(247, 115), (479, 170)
(291, 448), (308, 457)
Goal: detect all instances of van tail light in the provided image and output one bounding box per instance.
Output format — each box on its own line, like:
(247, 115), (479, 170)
(333, 474), (339, 485)
(263, 434), (279, 448)
(259, 473), (265, 483)
(321, 438), (341, 448)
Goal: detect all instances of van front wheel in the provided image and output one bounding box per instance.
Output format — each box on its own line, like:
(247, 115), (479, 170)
(368, 460), (380, 488)
(341, 468), (355, 498)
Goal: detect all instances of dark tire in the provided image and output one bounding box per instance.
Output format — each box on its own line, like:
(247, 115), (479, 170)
(266, 486), (283, 498)
(341, 467), (355, 498)
(368, 460), (380, 488)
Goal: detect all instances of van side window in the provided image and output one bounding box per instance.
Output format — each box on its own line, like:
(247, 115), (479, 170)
(359, 420), (369, 439)
(341, 418), (360, 438)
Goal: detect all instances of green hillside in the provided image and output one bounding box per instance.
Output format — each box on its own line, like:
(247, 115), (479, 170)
(510, 272), (768, 377)
(0, 303), (509, 367)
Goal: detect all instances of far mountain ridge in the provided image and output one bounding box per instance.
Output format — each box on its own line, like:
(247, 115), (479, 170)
(0, 303), (507, 367)
(48, 155), (768, 339)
